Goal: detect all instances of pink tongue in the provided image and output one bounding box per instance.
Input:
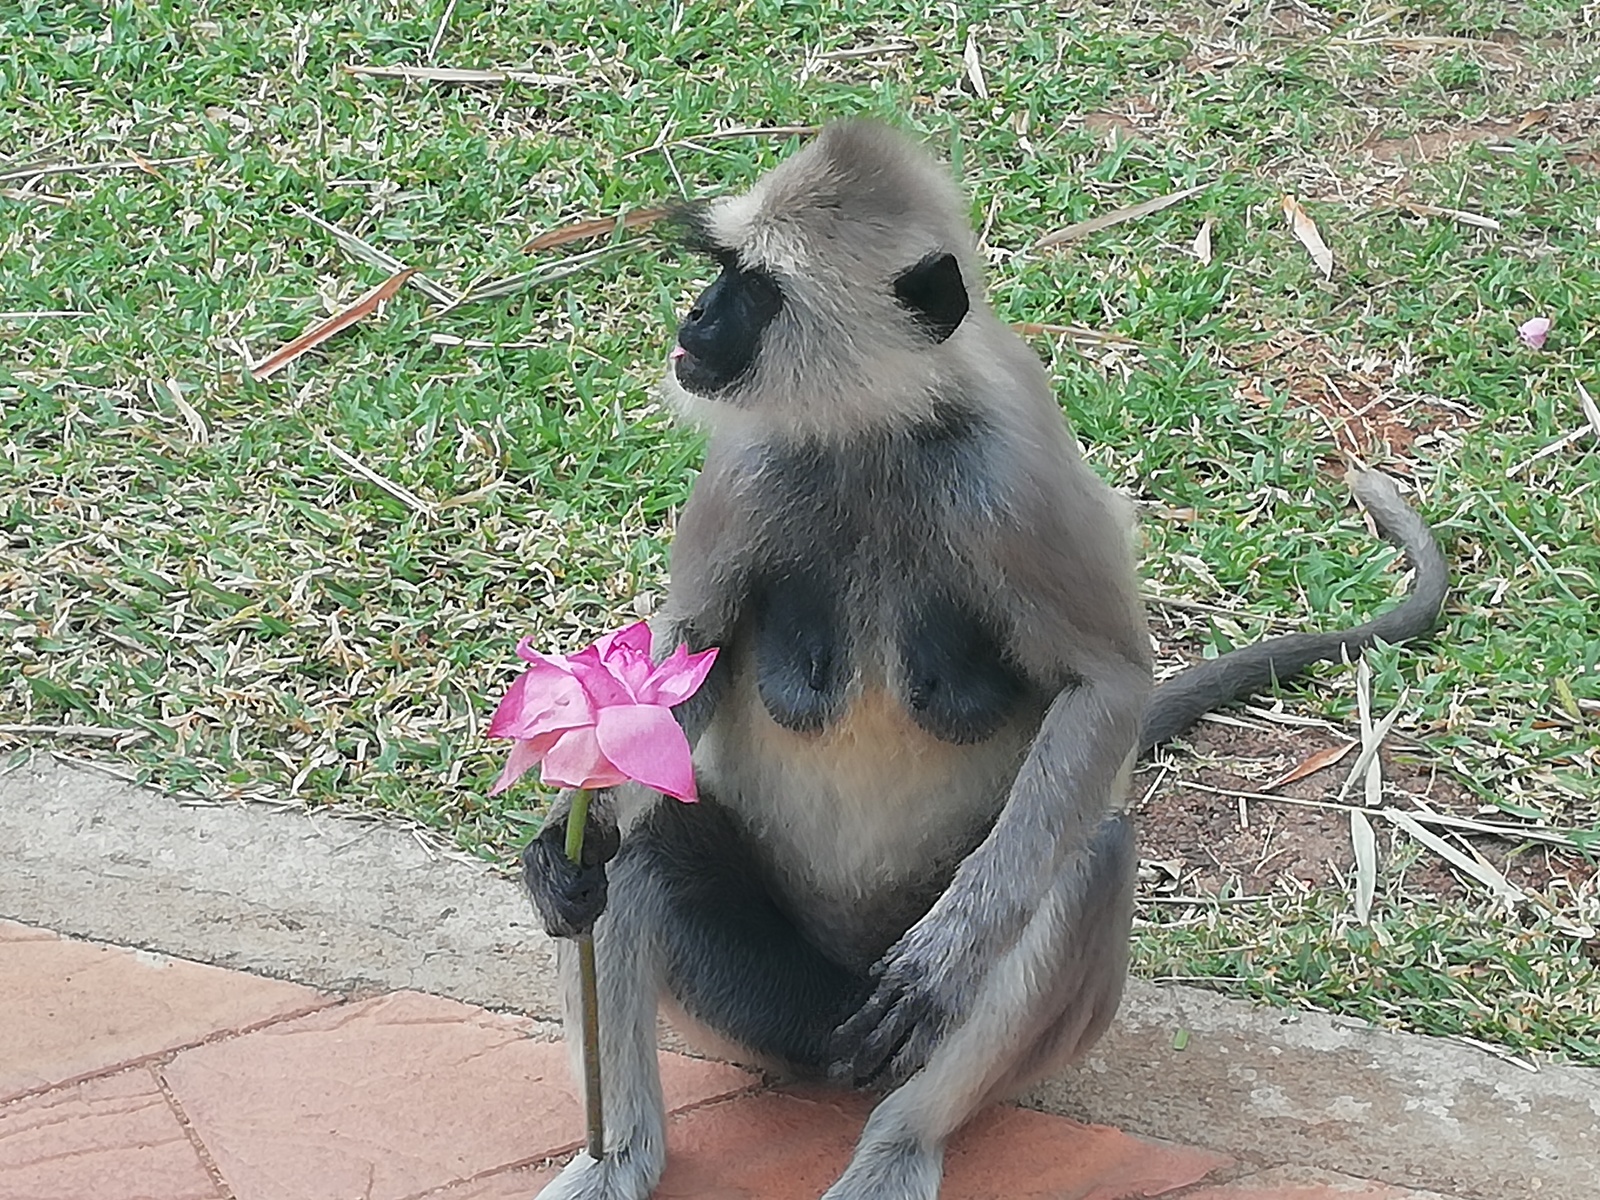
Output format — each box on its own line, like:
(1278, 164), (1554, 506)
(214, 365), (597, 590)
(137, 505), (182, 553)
(669, 346), (687, 361)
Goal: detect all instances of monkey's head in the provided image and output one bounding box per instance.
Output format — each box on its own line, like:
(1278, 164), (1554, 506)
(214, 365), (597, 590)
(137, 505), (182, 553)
(663, 120), (995, 437)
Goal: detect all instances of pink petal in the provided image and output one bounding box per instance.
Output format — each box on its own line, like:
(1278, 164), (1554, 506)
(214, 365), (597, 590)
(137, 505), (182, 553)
(598, 620), (654, 659)
(540, 726), (629, 791)
(593, 704), (699, 802)
(1519, 316), (1551, 349)
(488, 738), (543, 796)
(641, 644), (720, 706)
(596, 621), (656, 698)
(487, 661), (595, 740)
(566, 641), (634, 704)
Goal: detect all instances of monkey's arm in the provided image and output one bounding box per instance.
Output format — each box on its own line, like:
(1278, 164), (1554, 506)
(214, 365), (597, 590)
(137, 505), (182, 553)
(1138, 469), (1447, 755)
(651, 443), (760, 745)
(831, 652), (1150, 1087)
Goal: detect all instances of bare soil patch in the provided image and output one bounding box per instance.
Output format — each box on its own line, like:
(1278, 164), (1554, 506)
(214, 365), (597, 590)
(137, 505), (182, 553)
(1361, 100), (1600, 166)
(1135, 717), (1595, 902)
(1284, 373), (1473, 467)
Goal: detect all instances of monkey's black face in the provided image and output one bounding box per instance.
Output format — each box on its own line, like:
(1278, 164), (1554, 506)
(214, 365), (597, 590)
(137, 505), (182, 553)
(672, 262), (784, 395)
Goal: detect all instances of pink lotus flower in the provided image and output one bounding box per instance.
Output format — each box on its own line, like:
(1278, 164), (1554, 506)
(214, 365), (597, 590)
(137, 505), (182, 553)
(487, 621), (717, 802)
(1519, 316), (1552, 349)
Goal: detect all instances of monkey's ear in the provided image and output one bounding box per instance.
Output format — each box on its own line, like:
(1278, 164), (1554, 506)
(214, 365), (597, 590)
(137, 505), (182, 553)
(894, 252), (969, 343)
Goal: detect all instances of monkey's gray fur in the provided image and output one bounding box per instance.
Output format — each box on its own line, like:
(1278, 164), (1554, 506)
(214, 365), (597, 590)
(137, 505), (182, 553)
(522, 120), (1447, 1200)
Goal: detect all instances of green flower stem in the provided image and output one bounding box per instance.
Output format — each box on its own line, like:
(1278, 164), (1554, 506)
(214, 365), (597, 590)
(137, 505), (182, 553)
(565, 788), (605, 1162)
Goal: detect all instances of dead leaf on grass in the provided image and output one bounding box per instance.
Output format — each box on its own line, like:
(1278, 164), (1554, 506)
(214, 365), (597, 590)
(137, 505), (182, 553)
(1262, 740), (1355, 790)
(1036, 184), (1207, 249)
(1192, 217), (1214, 264)
(1282, 195), (1333, 278)
(249, 268), (417, 382)
(962, 31), (988, 100)
(1514, 107), (1550, 135)
(523, 207), (671, 253)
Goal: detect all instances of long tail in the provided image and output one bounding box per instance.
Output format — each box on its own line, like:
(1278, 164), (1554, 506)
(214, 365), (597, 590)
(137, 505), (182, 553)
(1137, 469), (1448, 756)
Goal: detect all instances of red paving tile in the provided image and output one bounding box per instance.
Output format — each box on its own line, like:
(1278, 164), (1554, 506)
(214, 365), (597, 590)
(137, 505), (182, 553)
(0, 920), (332, 1103)
(1188, 1165), (1458, 1198)
(0, 1068), (222, 1200)
(0, 920), (1456, 1200)
(415, 1165), (559, 1198)
(653, 1088), (1229, 1199)
(160, 989), (755, 1200)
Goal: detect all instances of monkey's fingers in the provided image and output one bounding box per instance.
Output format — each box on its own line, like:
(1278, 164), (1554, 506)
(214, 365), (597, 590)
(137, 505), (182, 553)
(520, 836), (609, 938)
(829, 981), (947, 1087)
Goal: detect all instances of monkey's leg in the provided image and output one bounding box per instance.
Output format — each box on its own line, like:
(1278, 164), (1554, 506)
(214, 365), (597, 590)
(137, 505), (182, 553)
(639, 797), (871, 1073)
(536, 795), (871, 1200)
(534, 841), (669, 1200)
(820, 811), (1135, 1200)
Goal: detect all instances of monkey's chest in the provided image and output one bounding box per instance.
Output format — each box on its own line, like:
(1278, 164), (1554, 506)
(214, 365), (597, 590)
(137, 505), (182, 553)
(749, 574), (1029, 745)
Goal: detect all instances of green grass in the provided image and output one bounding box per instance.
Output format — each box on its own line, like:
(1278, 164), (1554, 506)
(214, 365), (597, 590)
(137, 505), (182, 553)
(3, 0), (1598, 1059)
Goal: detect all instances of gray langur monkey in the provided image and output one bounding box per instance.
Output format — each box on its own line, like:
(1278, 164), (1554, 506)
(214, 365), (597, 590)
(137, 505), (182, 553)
(521, 120), (1448, 1200)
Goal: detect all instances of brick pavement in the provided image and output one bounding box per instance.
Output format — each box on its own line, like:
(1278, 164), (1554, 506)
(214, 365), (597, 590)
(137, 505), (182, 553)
(0, 920), (1462, 1200)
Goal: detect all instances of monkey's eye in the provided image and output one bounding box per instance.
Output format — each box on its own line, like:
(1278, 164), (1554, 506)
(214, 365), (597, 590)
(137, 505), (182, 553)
(742, 267), (782, 309)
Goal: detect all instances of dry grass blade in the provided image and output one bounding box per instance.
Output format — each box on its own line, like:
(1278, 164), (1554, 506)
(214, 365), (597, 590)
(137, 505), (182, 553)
(1577, 380), (1600, 438)
(1262, 740), (1355, 789)
(429, 333), (547, 350)
(0, 154), (207, 184)
(1506, 426), (1592, 475)
(249, 268), (417, 381)
(320, 434), (437, 518)
(1356, 658), (1382, 810)
(0, 723), (143, 739)
(426, 0), (459, 62)
(2, 187), (70, 206)
(1282, 195), (1334, 278)
(1332, 691), (1407, 807)
(158, 377), (208, 444)
(343, 64), (582, 87)
(435, 245), (622, 315)
(1384, 809), (1527, 910)
(1351, 808), (1377, 924)
(623, 125), (819, 160)
(523, 207), (671, 253)
(1192, 217), (1214, 264)
(1013, 320), (1137, 346)
(1401, 201), (1501, 232)
(963, 31), (989, 100)
(813, 39), (916, 62)
(289, 205), (459, 305)
(1035, 184), (1206, 249)
(1505, 379), (1599, 474)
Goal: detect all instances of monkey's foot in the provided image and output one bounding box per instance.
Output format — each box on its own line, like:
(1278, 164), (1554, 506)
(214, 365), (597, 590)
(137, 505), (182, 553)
(818, 1137), (942, 1200)
(531, 1140), (662, 1200)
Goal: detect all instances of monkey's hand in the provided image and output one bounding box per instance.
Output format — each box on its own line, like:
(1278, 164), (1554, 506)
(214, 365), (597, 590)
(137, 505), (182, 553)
(828, 897), (990, 1089)
(520, 789), (622, 939)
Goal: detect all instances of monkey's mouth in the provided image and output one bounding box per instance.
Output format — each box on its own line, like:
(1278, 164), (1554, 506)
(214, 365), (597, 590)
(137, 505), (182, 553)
(669, 343), (722, 396)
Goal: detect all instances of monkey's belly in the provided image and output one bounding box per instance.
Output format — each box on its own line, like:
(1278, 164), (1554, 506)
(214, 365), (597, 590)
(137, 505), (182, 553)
(694, 675), (1038, 963)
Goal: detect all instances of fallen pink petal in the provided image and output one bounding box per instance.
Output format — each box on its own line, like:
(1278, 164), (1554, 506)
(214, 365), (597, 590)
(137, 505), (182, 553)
(488, 622), (718, 802)
(1518, 316), (1552, 349)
